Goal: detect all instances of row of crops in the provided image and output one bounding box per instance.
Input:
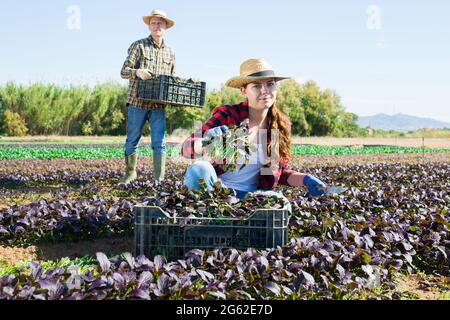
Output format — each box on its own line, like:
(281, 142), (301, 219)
(0, 153), (449, 300)
(0, 144), (448, 160)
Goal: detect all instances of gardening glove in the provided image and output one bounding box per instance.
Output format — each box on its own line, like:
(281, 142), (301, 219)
(202, 125), (229, 146)
(136, 69), (152, 80)
(303, 174), (327, 196)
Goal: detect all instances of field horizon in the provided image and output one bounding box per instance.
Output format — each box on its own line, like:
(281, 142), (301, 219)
(1, 135), (449, 149)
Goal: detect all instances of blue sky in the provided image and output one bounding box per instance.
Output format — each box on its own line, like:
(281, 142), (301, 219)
(1, 0), (450, 122)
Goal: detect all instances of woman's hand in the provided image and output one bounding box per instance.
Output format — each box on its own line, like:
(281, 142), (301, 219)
(202, 125), (229, 146)
(303, 175), (326, 196)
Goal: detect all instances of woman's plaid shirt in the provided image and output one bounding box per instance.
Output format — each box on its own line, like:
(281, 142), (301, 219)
(181, 101), (296, 190)
(120, 36), (176, 110)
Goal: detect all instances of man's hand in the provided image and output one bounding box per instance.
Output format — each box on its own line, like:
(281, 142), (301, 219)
(303, 175), (326, 196)
(202, 125), (229, 146)
(136, 69), (152, 80)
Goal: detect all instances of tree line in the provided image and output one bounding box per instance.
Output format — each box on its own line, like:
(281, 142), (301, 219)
(0, 80), (365, 137)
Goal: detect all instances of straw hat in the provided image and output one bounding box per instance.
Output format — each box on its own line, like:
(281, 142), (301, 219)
(225, 58), (290, 88)
(143, 9), (174, 29)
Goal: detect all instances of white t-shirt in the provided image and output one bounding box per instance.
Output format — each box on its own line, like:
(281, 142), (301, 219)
(220, 144), (266, 192)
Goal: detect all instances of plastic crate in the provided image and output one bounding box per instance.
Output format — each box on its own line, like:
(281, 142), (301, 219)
(136, 75), (206, 108)
(134, 205), (290, 260)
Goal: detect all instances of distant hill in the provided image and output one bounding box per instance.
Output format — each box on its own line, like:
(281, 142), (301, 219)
(357, 113), (450, 131)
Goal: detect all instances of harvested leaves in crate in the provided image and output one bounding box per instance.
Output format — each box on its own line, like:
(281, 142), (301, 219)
(143, 180), (288, 219)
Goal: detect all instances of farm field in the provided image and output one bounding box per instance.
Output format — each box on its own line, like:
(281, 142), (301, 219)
(0, 144), (449, 300)
(1, 135), (450, 148)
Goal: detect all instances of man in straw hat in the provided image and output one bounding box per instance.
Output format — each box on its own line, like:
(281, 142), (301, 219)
(181, 58), (328, 199)
(119, 9), (176, 185)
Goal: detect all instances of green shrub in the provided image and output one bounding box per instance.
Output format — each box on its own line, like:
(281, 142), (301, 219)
(2, 109), (29, 136)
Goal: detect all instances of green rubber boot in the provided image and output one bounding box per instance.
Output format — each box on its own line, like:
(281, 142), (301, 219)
(118, 153), (138, 185)
(153, 154), (166, 181)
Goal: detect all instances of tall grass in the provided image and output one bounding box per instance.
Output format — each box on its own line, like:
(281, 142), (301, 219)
(3, 82), (445, 138)
(0, 82), (128, 136)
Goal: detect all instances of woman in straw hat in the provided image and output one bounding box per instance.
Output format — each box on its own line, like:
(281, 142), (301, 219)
(181, 58), (327, 199)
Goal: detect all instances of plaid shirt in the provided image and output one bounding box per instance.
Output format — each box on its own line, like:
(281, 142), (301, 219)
(120, 35), (176, 110)
(181, 101), (296, 190)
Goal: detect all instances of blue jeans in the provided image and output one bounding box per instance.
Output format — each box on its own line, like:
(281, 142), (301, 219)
(124, 105), (166, 157)
(184, 161), (289, 204)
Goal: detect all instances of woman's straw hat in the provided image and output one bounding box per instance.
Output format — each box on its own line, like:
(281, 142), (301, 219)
(225, 58), (290, 88)
(143, 9), (174, 29)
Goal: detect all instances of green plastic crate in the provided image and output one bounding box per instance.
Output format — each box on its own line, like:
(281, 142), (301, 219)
(134, 205), (290, 260)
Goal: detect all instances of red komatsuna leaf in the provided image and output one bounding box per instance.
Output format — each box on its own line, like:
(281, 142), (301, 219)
(89, 279), (108, 291)
(401, 241), (413, 251)
(206, 255), (216, 267)
(137, 271), (153, 289)
(17, 286), (36, 299)
(32, 293), (46, 300)
(122, 252), (135, 270)
(259, 255), (269, 270)
(107, 206), (118, 217)
(363, 235), (375, 248)
(135, 255), (152, 269)
(301, 271), (316, 286)
(402, 253), (413, 264)
(320, 275), (330, 289)
(129, 288), (151, 300)
(390, 259), (403, 270)
(336, 264), (346, 279)
(2, 286), (15, 298)
(264, 282), (281, 296)
(120, 272), (136, 287)
(96, 252), (111, 273)
(228, 280), (245, 291)
(361, 264), (373, 275)
(0, 227), (10, 236)
(177, 259), (187, 269)
(38, 279), (65, 300)
(153, 255), (165, 272)
(208, 291), (226, 299)
(30, 262), (43, 280)
(157, 273), (169, 292)
(185, 249), (204, 266)
(197, 269), (214, 283)
(436, 246), (448, 259)
(112, 272), (125, 292)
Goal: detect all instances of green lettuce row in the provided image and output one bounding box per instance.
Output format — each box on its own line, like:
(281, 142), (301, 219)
(0, 145), (448, 160)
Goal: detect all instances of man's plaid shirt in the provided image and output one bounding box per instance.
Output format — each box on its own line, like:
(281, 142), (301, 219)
(181, 101), (296, 190)
(120, 35), (176, 109)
